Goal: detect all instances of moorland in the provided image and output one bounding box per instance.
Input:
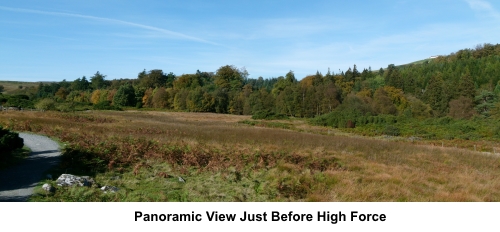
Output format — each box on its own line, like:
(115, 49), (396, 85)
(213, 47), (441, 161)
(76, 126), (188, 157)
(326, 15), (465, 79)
(1, 110), (499, 201)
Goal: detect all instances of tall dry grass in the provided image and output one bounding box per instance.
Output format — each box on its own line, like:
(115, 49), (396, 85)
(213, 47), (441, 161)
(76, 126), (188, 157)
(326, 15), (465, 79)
(1, 110), (500, 201)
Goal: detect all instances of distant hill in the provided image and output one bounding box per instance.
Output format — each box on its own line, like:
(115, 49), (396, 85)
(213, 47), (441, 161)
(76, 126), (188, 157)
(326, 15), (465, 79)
(0, 81), (48, 95)
(396, 57), (440, 69)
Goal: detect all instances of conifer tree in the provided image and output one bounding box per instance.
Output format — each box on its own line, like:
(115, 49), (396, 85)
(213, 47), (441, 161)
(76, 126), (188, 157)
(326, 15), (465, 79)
(423, 73), (446, 115)
(458, 71), (475, 100)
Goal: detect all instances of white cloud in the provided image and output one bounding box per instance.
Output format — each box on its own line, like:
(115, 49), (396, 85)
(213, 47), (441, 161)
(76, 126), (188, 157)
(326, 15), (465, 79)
(464, 0), (500, 19)
(0, 6), (220, 46)
(466, 0), (493, 10)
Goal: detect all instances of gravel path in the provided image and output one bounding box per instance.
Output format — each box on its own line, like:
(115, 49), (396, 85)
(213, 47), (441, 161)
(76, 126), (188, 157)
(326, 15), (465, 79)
(0, 133), (61, 202)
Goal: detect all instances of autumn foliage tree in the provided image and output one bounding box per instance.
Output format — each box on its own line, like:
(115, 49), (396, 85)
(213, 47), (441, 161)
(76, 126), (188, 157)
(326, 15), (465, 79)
(448, 96), (475, 119)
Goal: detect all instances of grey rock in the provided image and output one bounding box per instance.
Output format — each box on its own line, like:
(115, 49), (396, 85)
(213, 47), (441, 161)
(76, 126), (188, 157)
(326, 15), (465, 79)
(100, 186), (119, 193)
(408, 136), (422, 142)
(42, 183), (54, 193)
(178, 176), (186, 182)
(56, 174), (95, 187)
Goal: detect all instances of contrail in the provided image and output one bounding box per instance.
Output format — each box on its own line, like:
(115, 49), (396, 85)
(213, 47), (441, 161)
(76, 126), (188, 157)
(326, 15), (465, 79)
(0, 6), (219, 46)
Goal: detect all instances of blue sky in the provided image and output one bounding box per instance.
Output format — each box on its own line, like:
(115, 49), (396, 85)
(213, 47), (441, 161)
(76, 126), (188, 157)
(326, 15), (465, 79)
(1, 0), (500, 82)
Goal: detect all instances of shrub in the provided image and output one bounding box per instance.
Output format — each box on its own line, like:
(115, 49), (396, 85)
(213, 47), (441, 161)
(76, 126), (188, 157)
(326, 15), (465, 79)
(5, 95), (34, 108)
(383, 125), (400, 136)
(56, 103), (74, 112)
(35, 98), (56, 110)
(0, 126), (24, 159)
(94, 101), (122, 111)
(437, 116), (453, 125)
(252, 110), (289, 120)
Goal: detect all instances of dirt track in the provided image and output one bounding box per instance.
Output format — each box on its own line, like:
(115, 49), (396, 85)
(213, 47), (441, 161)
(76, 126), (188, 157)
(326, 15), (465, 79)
(0, 133), (60, 202)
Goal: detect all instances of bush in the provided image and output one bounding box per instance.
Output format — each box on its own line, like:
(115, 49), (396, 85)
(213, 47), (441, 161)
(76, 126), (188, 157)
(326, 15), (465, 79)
(5, 95), (34, 108)
(93, 101), (122, 111)
(311, 108), (363, 128)
(252, 110), (289, 120)
(383, 125), (400, 136)
(56, 103), (74, 112)
(437, 116), (453, 125)
(35, 98), (56, 110)
(0, 126), (24, 159)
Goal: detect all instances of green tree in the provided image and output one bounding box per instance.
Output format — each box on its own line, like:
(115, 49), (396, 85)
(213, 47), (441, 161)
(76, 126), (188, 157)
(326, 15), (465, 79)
(165, 72), (176, 88)
(352, 64), (361, 79)
(71, 76), (90, 91)
(138, 69), (168, 89)
(320, 82), (340, 113)
(186, 88), (204, 111)
(55, 87), (69, 101)
(458, 71), (475, 100)
(201, 91), (215, 112)
(90, 71), (107, 90)
(174, 74), (201, 90)
(214, 65), (243, 91)
(213, 88), (229, 113)
(152, 87), (169, 108)
(372, 88), (397, 115)
(113, 84), (136, 107)
(407, 96), (432, 118)
(344, 67), (354, 82)
(35, 98), (56, 111)
(229, 92), (245, 115)
(276, 85), (300, 116)
(378, 67), (385, 76)
(360, 68), (370, 81)
(423, 73), (446, 116)
(384, 64), (403, 89)
(174, 89), (189, 111)
(285, 70), (297, 83)
(475, 90), (496, 117)
(271, 76), (289, 96)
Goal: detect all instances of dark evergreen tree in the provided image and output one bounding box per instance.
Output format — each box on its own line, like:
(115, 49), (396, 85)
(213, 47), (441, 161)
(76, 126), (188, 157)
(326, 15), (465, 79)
(423, 73), (446, 115)
(458, 71), (476, 100)
(90, 71), (107, 90)
(113, 84), (136, 107)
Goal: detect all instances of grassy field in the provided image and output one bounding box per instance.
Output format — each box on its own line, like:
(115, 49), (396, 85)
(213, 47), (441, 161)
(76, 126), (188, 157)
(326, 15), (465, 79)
(0, 81), (44, 94)
(1, 110), (499, 201)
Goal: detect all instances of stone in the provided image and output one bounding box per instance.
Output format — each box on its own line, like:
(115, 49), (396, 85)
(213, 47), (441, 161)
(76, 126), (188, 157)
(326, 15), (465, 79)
(42, 183), (54, 192)
(56, 174), (95, 187)
(178, 176), (186, 183)
(408, 136), (422, 142)
(100, 186), (119, 193)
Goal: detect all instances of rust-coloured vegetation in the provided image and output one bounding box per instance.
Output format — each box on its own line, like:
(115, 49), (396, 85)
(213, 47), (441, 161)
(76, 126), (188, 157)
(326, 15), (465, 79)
(1, 110), (500, 202)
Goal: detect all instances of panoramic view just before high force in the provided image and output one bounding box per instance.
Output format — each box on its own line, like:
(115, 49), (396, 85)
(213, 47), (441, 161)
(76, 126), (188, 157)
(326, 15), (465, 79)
(1, 0), (500, 202)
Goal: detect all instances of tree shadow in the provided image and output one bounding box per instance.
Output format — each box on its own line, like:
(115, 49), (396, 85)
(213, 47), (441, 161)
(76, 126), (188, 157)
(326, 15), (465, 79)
(0, 151), (60, 201)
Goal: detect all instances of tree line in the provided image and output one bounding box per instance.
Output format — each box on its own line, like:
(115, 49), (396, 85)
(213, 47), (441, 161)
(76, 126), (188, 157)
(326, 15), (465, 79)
(2, 43), (500, 124)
